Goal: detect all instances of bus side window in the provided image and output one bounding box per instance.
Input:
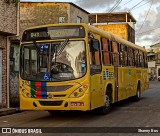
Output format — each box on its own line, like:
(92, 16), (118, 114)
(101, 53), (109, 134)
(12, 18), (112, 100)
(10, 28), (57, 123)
(141, 51), (144, 67)
(101, 37), (110, 65)
(126, 46), (129, 66)
(128, 47), (133, 66)
(123, 45), (127, 66)
(112, 42), (119, 66)
(118, 43), (121, 66)
(132, 48), (135, 67)
(109, 40), (113, 65)
(144, 53), (148, 68)
(143, 52), (146, 68)
(138, 50), (141, 67)
(89, 38), (101, 75)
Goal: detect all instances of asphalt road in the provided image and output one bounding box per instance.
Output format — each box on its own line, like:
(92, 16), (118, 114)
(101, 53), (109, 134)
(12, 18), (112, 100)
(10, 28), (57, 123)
(0, 81), (160, 136)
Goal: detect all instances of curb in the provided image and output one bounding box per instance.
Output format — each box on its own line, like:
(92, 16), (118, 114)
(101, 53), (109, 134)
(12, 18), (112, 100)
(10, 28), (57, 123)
(0, 108), (20, 117)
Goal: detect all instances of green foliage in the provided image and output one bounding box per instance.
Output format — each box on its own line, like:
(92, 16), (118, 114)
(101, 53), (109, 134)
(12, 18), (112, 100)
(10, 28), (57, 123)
(5, 0), (19, 7)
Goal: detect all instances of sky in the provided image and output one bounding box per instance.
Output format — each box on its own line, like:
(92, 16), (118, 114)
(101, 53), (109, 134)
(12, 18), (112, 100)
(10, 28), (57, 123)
(21, 0), (160, 48)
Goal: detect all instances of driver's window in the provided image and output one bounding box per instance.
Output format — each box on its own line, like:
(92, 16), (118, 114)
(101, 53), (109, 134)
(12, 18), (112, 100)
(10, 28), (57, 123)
(89, 38), (101, 75)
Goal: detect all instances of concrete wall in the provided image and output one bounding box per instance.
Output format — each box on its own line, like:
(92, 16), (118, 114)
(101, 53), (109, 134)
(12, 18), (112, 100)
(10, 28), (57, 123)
(0, 1), (17, 108)
(94, 23), (135, 43)
(0, 36), (7, 108)
(0, 1), (17, 35)
(20, 2), (89, 37)
(69, 4), (88, 23)
(148, 61), (156, 68)
(20, 2), (70, 37)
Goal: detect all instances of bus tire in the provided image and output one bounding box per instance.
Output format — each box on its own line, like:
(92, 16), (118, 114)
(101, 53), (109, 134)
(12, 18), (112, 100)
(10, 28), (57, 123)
(133, 83), (141, 101)
(97, 94), (111, 115)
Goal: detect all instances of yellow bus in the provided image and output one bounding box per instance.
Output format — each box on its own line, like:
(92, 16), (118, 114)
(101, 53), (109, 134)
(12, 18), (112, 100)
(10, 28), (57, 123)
(19, 23), (149, 114)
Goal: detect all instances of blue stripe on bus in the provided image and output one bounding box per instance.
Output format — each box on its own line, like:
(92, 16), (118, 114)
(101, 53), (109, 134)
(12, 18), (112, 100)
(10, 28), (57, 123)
(42, 82), (46, 87)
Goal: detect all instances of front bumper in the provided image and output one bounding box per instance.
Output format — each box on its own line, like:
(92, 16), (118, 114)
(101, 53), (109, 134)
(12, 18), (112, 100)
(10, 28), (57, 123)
(20, 93), (90, 111)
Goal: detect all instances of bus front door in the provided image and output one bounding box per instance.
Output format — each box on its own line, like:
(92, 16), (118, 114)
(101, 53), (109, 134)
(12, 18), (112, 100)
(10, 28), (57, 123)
(90, 73), (103, 109)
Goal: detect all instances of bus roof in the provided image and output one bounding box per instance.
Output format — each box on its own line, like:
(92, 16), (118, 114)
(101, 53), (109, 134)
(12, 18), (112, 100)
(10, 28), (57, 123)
(23, 23), (146, 52)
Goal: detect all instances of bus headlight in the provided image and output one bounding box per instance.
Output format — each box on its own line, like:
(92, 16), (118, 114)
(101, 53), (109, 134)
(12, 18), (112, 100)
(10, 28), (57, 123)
(70, 88), (83, 98)
(26, 93), (31, 98)
(73, 92), (79, 97)
(21, 88), (31, 98)
(69, 85), (88, 98)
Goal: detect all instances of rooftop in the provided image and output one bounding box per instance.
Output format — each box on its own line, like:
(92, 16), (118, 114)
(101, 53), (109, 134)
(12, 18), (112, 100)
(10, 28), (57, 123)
(89, 12), (136, 23)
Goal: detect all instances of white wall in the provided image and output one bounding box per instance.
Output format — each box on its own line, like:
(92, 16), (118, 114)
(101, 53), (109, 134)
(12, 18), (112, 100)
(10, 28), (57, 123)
(148, 61), (156, 68)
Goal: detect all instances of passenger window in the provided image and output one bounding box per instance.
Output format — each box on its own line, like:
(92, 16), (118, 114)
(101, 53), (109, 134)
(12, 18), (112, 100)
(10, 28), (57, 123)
(135, 50), (139, 67)
(112, 42), (119, 66)
(122, 46), (127, 66)
(119, 44), (123, 66)
(132, 49), (135, 66)
(101, 38), (110, 65)
(89, 38), (102, 75)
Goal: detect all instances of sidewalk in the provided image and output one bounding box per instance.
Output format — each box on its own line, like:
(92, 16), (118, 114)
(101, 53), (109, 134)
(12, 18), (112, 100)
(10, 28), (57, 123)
(0, 108), (20, 117)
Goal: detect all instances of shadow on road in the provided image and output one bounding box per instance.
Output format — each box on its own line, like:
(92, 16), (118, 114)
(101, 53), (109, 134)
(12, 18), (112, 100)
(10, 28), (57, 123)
(30, 96), (147, 123)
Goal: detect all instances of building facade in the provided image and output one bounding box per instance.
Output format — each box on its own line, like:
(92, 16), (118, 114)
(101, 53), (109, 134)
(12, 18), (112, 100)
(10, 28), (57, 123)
(0, 0), (18, 108)
(20, 2), (89, 37)
(89, 12), (136, 43)
(147, 43), (160, 80)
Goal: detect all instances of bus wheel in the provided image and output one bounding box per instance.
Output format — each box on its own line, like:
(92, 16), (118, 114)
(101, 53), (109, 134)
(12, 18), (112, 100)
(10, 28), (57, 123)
(97, 94), (111, 115)
(133, 84), (141, 101)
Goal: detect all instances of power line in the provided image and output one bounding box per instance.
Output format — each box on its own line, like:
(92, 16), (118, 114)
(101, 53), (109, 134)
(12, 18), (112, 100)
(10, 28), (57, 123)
(121, 0), (133, 6)
(138, 0), (153, 33)
(108, 0), (121, 12)
(129, 0), (145, 11)
(130, 1), (151, 11)
(108, 0), (123, 13)
(136, 26), (160, 35)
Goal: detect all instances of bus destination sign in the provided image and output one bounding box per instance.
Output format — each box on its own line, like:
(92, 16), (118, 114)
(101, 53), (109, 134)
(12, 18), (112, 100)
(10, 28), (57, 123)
(22, 26), (85, 42)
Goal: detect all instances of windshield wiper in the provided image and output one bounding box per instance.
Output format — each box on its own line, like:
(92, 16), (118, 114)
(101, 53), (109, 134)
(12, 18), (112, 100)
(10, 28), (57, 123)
(53, 38), (69, 67)
(56, 38), (69, 56)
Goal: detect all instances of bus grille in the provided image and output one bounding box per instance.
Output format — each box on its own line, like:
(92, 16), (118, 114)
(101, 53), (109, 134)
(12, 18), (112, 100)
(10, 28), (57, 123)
(39, 101), (63, 106)
(47, 85), (73, 92)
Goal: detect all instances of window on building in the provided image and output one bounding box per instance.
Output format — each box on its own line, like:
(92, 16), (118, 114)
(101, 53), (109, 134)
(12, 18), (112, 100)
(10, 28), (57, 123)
(59, 17), (65, 23)
(77, 16), (82, 23)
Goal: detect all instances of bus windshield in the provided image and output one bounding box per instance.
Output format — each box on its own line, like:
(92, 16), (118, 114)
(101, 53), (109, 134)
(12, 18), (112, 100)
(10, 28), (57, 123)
(20, 40), (86, 81)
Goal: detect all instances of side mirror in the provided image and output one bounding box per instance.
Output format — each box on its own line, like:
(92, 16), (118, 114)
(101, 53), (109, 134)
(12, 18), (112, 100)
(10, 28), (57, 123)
(89, 39), (100, 52)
